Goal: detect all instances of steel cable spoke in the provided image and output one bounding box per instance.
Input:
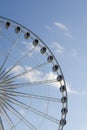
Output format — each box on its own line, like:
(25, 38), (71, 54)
(0, 90), (61, 102)
(3, 95), (59, 124)
(1, 99), (38, 130)
(0, 105), (16, 130)
(0, 61), (48, 85)
(0, 33), (22, 70)
(2, 46), (36, 78)
(0, 79), (57, 89)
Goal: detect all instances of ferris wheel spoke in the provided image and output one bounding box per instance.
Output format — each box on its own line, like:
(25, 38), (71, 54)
(0, 90), (61, 102)
(5, 95), (59, 124)
(2, 100), (38, 130)
(0, 105), (16, 130)
(0, 34), (22, 71)
(0, 61), (48, 85)
(0, 79), (57, 90)
(2, 46), (36, 77)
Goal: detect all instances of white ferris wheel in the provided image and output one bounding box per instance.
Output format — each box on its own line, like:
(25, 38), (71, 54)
(0, 16), (68, 130)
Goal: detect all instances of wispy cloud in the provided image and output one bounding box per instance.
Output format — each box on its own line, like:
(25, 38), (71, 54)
(66, 81), (86, 95)
(12, 65), (86, 96)
(12, 65), (61, 87)
(54, 22), (72, 37)
(54, 22), (68, 32)
(52, 42), (64, 54)
(11, 65), (23, 74)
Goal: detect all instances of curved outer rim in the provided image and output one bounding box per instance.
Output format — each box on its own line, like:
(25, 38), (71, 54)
(0, 16), (68, 130)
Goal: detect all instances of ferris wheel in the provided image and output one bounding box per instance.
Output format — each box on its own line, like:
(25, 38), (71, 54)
(0, 16), (68, 130)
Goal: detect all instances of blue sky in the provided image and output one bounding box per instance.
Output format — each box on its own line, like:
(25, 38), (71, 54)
(0, 0), (87, 130)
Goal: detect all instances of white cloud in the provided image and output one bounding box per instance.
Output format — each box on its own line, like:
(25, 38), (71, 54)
(54, 22), (68, 32)
(54, 22), (72, 37)
(45, 22), (72, 37)
(11, 65), (23, 74)
(66, 81), (86, 95)
(12, 65), (86, 96)
(66, 82), (78, 94)
(52, 42), (64, 54)
(23, 67), (60, 87)
(11, 65), (60, 87)
(24, 66), (44, 82)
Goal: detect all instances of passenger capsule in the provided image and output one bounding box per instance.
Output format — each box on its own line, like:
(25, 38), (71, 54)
(57, 75), (63, 82)
(33, 39), (39, 46)
(15, 26), (21, 33)
(60, 119), (66, 126)
(24, 32), (30, 39)
(61, 108), (68, 114)
(5, 22), (10, 29)
(61, 96), (67, 103)
(47, 56), (53, 62)
(40, 47), (46, 54)
(52, 65), (59, 72)
(60, 85), (66, 92)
